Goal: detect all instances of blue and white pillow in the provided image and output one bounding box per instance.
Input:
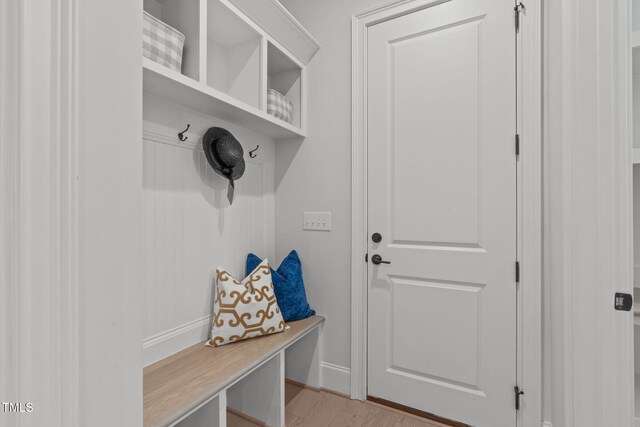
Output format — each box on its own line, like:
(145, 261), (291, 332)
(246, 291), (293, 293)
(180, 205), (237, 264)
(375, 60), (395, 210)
(246, 250), (315, 322)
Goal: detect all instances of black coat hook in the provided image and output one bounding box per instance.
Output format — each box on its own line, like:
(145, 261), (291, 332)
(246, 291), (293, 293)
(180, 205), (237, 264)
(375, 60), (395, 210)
(178, 124), (190, 142)
(249, 145), (259, 158)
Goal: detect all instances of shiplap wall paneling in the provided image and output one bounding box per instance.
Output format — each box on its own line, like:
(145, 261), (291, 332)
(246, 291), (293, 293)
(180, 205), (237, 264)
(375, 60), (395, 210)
(142, 95), (276, 366)
(142, 138), (266, 335)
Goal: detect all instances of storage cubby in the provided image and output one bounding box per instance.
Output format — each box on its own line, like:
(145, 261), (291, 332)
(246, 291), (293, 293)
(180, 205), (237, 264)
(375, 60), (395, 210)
(143, 0), (201, 81)
(206, 0), (262, 108)
(267, 42), (303, 128)
(284, 323), (321, 388)
(226, 352), (284, 426)
(175, 395), (223, 427)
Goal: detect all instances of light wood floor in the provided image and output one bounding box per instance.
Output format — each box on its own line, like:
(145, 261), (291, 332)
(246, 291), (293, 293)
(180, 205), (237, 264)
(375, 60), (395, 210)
(227, 382), (452, 427)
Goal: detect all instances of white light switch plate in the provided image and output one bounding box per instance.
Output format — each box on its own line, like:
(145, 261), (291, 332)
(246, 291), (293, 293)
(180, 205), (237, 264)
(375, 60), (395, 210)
(303, 212), (332, 231)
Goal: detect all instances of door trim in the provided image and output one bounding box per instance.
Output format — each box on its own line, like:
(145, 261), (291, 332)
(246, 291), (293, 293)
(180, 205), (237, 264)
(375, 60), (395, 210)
(350, 1), (542, 427)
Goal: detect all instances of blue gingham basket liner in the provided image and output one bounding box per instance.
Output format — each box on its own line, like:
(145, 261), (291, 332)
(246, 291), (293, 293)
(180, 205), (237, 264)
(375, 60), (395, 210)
(143, 11), (185, 73)
(267, 89), (293, 124)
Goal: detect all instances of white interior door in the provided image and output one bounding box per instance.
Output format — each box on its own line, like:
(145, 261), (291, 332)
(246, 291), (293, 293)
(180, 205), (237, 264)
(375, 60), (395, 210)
(366, 1), (517, 426)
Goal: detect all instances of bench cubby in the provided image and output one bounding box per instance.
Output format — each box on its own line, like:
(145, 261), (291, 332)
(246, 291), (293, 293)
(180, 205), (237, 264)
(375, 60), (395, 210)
(227, 352), (283, 426)
(175, 395), (223, 427)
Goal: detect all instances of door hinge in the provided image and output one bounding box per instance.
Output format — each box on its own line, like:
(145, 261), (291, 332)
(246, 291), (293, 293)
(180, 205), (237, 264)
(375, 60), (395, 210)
(514, 386), (524, 410)
(515, 261), (520, 283)
(515, 134), (520, 157)
(514, 2), (525, 32)
(365, 253), (368, 263)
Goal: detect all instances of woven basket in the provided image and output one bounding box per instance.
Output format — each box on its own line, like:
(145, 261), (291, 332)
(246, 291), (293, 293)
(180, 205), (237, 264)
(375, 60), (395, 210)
(267, 89), (293, 124)
(143, 11), (185, 73)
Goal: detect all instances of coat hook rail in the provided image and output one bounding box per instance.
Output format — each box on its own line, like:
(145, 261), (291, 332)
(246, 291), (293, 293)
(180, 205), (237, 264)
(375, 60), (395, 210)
(178, 124), (190, 142)
(249, 145), (259, 158)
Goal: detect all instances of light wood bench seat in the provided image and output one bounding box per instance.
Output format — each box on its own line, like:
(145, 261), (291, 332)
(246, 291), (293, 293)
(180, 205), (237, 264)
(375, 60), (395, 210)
(144, 315), (325, 427)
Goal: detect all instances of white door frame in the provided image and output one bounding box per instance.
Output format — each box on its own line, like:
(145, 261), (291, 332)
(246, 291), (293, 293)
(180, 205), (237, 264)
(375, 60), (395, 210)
(350, 1), (542, 426)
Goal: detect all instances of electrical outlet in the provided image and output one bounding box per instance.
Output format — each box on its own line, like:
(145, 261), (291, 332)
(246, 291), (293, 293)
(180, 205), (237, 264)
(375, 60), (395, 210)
(303, 212), (332, 231)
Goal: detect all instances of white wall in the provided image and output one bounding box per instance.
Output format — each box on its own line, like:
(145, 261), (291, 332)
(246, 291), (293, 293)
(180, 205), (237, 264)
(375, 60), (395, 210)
(275, 0), (385, 391)
(142, 95), (276, 365)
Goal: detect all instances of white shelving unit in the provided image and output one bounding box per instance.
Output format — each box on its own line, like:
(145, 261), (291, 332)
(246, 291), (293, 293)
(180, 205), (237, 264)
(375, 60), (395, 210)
(142, 0), (319, 140)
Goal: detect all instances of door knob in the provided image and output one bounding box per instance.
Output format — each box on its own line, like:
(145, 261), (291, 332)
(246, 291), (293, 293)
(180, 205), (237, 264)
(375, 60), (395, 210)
(371, 254), (390, 265)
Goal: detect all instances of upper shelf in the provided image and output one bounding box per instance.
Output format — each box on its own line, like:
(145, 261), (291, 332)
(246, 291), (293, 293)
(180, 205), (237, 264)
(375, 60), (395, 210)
(143, 58), (306, 139)
(226, 0), (320, 65)
(142, 0), (314, 140)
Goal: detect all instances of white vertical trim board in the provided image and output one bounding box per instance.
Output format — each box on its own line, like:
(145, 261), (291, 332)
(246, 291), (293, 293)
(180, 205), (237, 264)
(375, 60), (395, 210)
(543, 0), (634, 425)
(1, 0), (82, 426)
(351, 2), (542, 427)
(517, 2), (543, 427)
(1, 0), (24, 424)
(76, 0), (144, 425)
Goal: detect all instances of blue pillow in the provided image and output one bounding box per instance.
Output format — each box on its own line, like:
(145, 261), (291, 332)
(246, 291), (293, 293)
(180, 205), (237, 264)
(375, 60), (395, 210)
(246, 250), (315, 322)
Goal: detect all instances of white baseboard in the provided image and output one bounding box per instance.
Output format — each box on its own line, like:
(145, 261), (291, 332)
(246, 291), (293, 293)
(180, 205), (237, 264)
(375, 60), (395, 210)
(542, 422), (553, 427)
(320, 362), (351, 395)
(143, 315), (212, 366)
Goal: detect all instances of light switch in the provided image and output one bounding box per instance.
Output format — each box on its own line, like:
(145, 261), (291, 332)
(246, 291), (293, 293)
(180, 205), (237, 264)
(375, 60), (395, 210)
(303, 212), (332, 231)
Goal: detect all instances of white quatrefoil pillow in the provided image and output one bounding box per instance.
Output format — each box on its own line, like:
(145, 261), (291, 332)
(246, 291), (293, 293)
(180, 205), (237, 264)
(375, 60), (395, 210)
(207, 258), (287, 347)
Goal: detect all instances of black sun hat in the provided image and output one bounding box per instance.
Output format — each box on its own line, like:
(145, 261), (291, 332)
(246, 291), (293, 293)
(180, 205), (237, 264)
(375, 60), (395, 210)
(203, 127), (246, 204)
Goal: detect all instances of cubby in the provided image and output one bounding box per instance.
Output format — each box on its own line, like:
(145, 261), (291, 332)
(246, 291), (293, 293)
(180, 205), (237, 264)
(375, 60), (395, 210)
(227, 353), (284, 426)
(175, 395), (223, 427)
(267, 42), (303, 128)
(206, 0), (262, 109)
(143, 0), (201, 81)
(142, 0), (319, 140)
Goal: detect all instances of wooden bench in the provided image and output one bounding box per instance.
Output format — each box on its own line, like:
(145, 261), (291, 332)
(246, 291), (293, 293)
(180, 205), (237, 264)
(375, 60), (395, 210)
(144, 315), (325, 427)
